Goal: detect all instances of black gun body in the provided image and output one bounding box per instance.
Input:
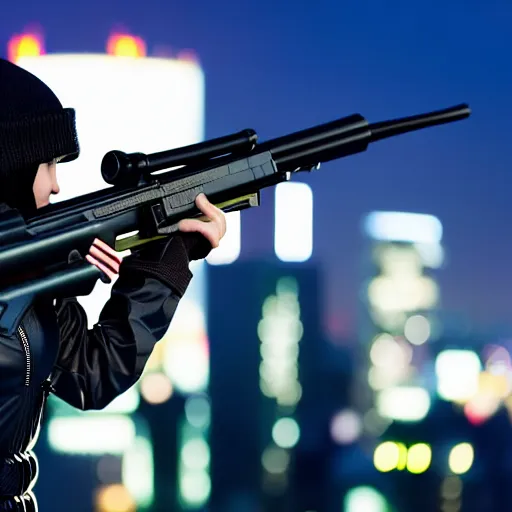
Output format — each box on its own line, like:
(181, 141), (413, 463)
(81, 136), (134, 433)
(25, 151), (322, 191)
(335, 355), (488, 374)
(0, 150), (282, 278)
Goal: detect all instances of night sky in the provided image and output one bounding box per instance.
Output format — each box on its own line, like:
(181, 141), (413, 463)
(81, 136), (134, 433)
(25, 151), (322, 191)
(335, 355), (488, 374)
(2, 0), (511, 336)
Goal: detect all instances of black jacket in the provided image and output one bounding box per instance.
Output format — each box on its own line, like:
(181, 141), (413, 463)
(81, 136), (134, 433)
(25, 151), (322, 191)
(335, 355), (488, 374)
(0, 229), (209, 509)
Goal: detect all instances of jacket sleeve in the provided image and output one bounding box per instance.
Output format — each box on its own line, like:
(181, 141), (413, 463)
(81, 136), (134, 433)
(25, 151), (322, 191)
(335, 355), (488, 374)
(49, 233), (211, 410)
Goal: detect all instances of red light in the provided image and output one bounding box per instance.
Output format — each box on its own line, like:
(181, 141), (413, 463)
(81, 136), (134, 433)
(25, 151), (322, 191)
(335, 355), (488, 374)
(464, 399), (493, 426)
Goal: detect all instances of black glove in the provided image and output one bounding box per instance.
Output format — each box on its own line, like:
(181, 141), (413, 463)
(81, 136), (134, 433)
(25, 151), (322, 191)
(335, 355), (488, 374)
(120, 232), (213, 297)
(181, 232), (214, 261)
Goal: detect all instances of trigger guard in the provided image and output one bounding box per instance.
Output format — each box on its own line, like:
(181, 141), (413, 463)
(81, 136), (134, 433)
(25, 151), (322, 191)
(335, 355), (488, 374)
(68, 249), (111, 284)
(68, 249), (84, 265)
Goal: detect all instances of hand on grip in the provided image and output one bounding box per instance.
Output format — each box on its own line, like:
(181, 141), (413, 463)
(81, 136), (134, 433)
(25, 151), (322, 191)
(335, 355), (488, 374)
(177, 193), (227, 249)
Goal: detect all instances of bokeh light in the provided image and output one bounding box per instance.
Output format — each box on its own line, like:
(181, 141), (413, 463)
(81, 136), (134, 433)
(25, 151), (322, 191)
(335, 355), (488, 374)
(330, 409), (363, 445)
(448, 443), (474, 475)
(272, 418), (300, 449)
(406, 443), (432, 474)
(404, 315), (431, 345)
(96, 484), (136, 512)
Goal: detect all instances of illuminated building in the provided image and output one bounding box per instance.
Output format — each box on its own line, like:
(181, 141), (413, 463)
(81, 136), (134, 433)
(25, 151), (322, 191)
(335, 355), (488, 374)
(357, 211), (444, 433)
(274, 181), (313, 263)
(345, 211), (445, 511)
(8, 27), (220, 511)
(206, 261), (324, 511)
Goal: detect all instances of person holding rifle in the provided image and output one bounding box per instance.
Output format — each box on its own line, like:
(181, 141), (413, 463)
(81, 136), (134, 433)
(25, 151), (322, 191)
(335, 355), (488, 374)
(0, 57), (226, 511)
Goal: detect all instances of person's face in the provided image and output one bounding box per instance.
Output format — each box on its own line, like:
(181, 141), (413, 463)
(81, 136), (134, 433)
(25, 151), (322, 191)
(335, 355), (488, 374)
(33, 160), (60, 209)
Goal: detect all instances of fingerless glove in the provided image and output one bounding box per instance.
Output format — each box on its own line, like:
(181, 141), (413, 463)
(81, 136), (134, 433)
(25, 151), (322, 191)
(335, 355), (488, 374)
(119, 232), (213, 297)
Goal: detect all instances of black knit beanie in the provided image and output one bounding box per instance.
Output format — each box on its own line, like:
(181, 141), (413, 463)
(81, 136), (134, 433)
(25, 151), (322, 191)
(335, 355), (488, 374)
(0, 58), (80, 217)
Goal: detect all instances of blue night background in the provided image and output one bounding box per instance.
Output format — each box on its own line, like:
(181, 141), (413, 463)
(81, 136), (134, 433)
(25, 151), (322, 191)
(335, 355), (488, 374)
(1, 0), (512, 511)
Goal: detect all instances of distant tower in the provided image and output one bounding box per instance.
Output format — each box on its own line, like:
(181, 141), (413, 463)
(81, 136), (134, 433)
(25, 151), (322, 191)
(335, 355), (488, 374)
(206, 262), (322, 512)
(357, 211), (444, 437)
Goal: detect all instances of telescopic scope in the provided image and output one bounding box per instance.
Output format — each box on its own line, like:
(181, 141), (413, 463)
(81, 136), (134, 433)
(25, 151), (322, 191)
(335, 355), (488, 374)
(101, 129), (258, 186)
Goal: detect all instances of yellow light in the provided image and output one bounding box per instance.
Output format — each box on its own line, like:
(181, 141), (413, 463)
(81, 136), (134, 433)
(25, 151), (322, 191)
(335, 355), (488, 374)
(396, 442), (408, 470)
(107, 33), (146, 57)
(373, 441), (400, 472)
(448, 443), (474, 475)
(406, 443), (432, 474)
(96, 484), (136, 512)
(8, 33), (44, 62)
(368, 274), (438, 313)
(479, 371), (509, 398)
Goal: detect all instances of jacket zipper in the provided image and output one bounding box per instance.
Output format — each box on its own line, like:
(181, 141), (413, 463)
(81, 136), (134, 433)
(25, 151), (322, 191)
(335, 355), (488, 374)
(17, 325), (31, 386)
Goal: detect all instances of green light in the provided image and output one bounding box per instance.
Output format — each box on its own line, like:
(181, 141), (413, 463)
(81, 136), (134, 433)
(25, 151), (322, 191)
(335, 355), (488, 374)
(272, 418), (300, 449)
(344, 486), (389, 512)
(122, 436), (154, 508)
(276, 276), (299, 296)
(177, 415), (211, 508)
(178, 470), (211, 508)
(184, 395), (211, 429)
(261, 446), (290, 474)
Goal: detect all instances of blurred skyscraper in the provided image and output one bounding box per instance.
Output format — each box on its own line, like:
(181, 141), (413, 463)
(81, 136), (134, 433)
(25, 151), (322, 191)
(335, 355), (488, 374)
(357, 210), (444, 435)
(207, 261), (325, 512)
(351, 211), (445, 511)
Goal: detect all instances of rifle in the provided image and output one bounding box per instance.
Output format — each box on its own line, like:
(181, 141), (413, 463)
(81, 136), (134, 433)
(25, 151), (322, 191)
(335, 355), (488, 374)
(0, 103), (470, 333)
